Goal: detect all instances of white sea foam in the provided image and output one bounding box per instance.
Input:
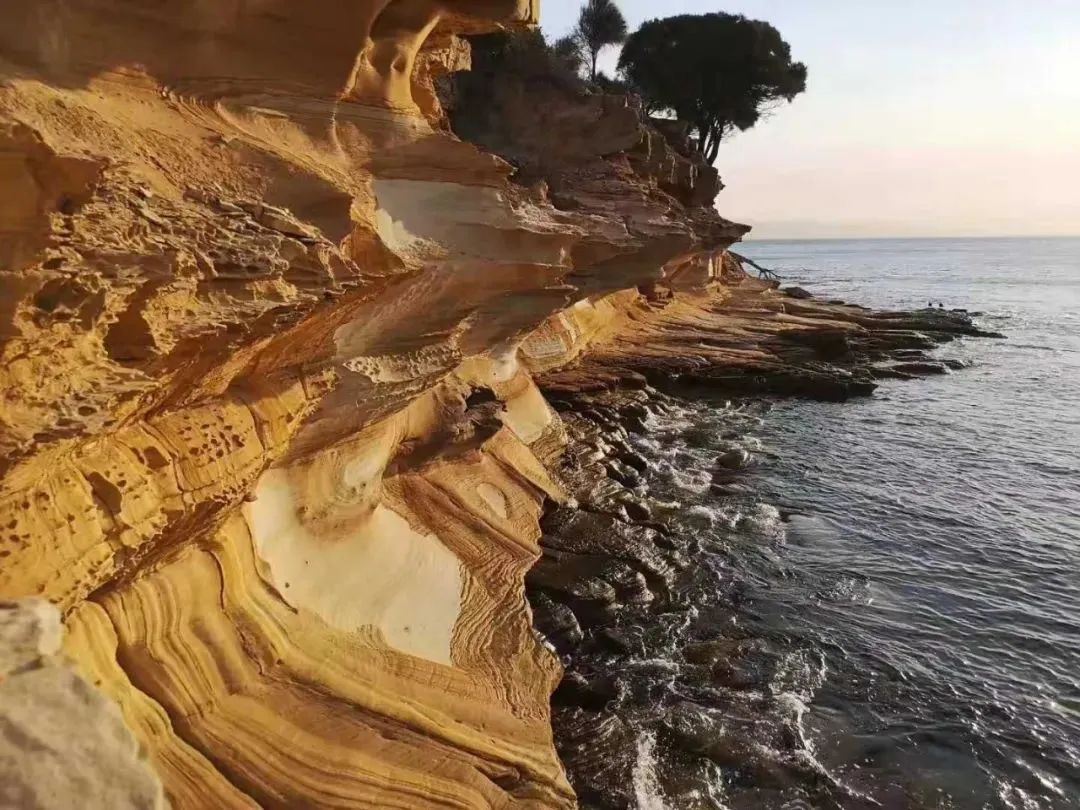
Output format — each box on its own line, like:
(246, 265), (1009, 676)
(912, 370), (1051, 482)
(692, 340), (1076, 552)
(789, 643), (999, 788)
(741, 502), (786, 542)
(631, 731), (670, 810)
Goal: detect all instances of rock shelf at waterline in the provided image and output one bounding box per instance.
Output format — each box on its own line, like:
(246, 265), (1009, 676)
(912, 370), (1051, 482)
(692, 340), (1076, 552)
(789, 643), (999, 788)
(528, 290), (1001, 809)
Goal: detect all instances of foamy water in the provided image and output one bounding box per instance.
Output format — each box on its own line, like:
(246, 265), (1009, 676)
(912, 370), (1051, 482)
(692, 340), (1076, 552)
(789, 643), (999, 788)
(546, 238), (1079, 809)
(669, 237), (1080, 808)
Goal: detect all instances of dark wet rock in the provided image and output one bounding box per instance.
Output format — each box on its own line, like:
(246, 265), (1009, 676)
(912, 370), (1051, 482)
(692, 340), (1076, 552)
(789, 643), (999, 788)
(605, 460), (641, 488)
(613, 447), (649, 473)
(716, 448), (753, 470)
(528, 552), (620, 615)
(530, 592), (584, 655)
(683, 638), (747, 665)
(560, 576), (618, 609)
(869, 309), (1000, 338)
(538, 509), (675, 590)
(618, 402), (650, 421)
(606, 566), (655, 606)
(869, 366), (914, 381)
(777, 371), (877, 401)
(783, 286), (814, 299)
(578, 478), (630, 506)
(580, 406), (619, 427)
(711, 660), (768, 690)
(786, 327), (852, 359)
(527, 293), (1002, 809)
(553, 711), (638, 809)
(530, 541), (663, 617)
(683, 638), (778, 692)
(892, 348), (928, 359)
(650, 528), (683, 551)
(596, 626), (645, 656)
(661, 701), (754, 770)
(661, 702), (832, 790)
(710, 482), (752, 497)
(638, 518), (672, 535)
(861, 329), (938, 350)
(617, 496), (652, 522)
(891, 361), (948, 375)
(552, 671), (620, 710)
(683, 368), (878, 401)
(680, 424), (718, 448)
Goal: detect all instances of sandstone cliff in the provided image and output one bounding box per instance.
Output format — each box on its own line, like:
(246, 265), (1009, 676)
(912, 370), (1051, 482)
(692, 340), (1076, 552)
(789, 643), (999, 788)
(0, 3), (748, 807)
(0, 3), (996, 807)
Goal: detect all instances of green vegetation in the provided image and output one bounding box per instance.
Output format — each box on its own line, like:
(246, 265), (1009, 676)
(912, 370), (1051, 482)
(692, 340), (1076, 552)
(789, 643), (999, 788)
(552, 34), (586, 76)
(619, 13), (807, 162)
(464, 3), (807, 166)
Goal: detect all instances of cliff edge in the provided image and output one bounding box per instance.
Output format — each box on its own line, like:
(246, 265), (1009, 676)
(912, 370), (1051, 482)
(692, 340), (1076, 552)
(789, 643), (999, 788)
(0, 3), (745, 807)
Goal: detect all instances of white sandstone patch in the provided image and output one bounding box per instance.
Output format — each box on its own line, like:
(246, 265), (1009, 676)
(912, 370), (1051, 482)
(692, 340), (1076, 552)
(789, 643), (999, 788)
(245, 468), (463, 665)
(486, 344), (520, 383)
(499, 379), (554, 444)
(372, 178), (566, 265)
(373, 179), (507, 259)
(476, 482), (509, 519)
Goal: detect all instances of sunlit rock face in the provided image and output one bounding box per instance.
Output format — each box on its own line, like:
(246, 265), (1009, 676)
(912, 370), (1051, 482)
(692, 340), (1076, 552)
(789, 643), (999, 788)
(0, 1), (744, 807)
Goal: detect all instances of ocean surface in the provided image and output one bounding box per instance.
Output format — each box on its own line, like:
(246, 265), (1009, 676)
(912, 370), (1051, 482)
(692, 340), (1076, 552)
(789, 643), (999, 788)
(629, 237), (1080, 809)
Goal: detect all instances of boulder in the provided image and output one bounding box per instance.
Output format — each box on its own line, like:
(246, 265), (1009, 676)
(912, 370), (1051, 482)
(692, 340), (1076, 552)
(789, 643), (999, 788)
(0, 600), (166, 810)
(716, 448), (753, 470)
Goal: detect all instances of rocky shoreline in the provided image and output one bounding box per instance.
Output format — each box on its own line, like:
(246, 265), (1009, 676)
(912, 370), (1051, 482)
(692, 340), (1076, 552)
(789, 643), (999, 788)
(0, 3), (1011, 804)
(527, 281), (1000, 808)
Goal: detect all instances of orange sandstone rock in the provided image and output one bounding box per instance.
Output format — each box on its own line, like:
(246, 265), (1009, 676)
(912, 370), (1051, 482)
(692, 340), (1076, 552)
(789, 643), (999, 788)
(0, 2), (747, 808)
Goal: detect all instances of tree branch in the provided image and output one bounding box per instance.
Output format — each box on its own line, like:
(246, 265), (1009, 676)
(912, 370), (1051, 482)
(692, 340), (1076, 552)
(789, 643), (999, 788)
(729, 250), (779, 279)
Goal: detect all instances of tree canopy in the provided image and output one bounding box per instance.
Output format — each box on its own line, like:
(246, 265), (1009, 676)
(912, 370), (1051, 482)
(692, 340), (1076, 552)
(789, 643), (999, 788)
(575, 0), (628, 80)
(552, 34), (586, 76)
(618, 13), (807, 162)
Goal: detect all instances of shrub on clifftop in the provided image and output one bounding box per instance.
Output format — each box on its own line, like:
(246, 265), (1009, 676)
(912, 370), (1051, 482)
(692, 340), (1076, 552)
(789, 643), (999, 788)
(618, 13), (807, 163)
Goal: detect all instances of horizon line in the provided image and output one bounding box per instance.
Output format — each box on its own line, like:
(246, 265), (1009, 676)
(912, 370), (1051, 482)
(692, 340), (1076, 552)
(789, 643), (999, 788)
(740, 233), (1080, 243)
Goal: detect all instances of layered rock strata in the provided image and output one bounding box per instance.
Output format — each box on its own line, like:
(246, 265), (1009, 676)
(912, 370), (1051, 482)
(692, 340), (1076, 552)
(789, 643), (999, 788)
(0, 2), (996, 807)
(534, 279), (997, 402)
(524, 288), (997, 809)
(0, 2), (748, 807)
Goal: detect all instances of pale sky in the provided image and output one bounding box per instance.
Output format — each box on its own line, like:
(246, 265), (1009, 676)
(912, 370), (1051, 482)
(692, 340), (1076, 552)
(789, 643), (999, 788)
(540, 0), (1080, 239)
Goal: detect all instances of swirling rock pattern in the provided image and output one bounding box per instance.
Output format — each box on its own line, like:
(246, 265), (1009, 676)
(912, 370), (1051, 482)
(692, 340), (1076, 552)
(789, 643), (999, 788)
(0, 2), (750, 807)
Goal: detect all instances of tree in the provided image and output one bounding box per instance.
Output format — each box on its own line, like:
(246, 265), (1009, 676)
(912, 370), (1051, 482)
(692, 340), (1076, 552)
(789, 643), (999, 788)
(552, 34), (585, 76)
(618, 13), (807, 163)
(592, 71), (629, 94)
(575, 0), (628, 81)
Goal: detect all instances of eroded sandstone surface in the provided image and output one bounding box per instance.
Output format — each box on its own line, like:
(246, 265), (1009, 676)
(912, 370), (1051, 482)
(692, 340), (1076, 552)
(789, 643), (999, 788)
(0, 2), (995, 808)
(0, 2), (747, 807)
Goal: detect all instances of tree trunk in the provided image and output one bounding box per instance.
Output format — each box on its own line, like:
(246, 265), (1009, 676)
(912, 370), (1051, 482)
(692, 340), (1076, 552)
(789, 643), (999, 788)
(705, 136), (720, 164)
(703, 122), (726, 164)
(590, 49), (597, 81)
(695, 118), (710, 159)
